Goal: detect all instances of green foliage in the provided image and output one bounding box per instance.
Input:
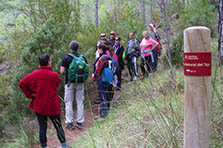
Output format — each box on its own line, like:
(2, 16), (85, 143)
(10, 17), (73, 120)
(179, 0), (216, 36)
(100, 2), (145, 44)
(165, 34), (184, 67)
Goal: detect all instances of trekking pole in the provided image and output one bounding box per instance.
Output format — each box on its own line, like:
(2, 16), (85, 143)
(58, 95), (65, 103)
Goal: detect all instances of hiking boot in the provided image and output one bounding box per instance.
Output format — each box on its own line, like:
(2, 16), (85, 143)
(133, 76), (138, 81)
(95, 115), (105, 121)
(65, 122), (75, 130)
(76, 122), (83, 130)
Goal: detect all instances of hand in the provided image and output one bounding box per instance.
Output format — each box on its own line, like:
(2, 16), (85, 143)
(91, 74), (96, 81)
(32, 94), (36, 99)
(124, 60), (127, 65)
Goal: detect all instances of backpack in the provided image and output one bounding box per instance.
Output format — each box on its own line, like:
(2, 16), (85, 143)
(109, 56), (119, 75)
(101, 54), (119, 84)
(67, 53), (89, 86)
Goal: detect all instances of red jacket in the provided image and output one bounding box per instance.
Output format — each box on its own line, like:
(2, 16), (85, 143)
(19, 66), (61, 116)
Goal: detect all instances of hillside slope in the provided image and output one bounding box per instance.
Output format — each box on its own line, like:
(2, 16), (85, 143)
(72, 66), (223, 148)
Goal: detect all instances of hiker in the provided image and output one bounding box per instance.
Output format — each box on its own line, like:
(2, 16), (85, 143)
(140, 31), (159, 78)
(92, 44), (112, 119)
(108, 31), (116, 47)
(125, 32), (141, 81)
(19, 54), (67, 148)
(60, 41), (88, 130)
(113, 36), (124, 90)
(148, 23), (162, 56)
(96, 32), (109, 59)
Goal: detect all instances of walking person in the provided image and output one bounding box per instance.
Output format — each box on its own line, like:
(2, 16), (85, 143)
(19, 54), (67, 148)
(148, 23), (162, 56)
(92, 44), (112, 119)
(60, 41), (88, 130)
(140, 31), (159, 77)
(125, 32), (141, 81)
(113, 36), (124, 90)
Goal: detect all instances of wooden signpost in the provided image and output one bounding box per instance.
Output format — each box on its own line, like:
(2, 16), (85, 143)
(184, 26), (211, 148)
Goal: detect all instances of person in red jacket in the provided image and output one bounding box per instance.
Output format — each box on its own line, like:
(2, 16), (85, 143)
(19, 54), (67, 148)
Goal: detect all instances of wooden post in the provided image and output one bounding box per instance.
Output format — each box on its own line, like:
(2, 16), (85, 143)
(184, 26), (211, 148)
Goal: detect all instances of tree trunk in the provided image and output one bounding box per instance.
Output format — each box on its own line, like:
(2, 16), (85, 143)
(150, 0), (155, 23)
(141, 0), (146, 26)
(159, 0), (174, 80)
(95, 0), (98, 28)
(114, 0), (118, 24)
(218, 0), (223, 66)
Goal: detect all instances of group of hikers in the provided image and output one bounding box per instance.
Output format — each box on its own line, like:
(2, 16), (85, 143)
(18, 23), (162, 148)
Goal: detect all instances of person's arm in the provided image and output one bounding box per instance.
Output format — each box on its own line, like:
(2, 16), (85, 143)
(60, 66), (65, 75)
(93, 57), (106, 79)
(151, 41), (159, 50)
(55, 73), (62, 87)
(60, 55), (69, 75)
(125, 42), (129, 59)
(19, 74), (35, 99)
(119, 46), (124, 58)
(135, 40), (141, 51)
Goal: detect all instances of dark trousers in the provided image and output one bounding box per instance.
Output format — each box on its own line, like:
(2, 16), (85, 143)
(126, 56), (138, 79)
(97, 79), (109, 117)
(141, 49), (158, 76)
(36, 113), (66, 147)
(152, 48), (158, 71)
(116, 69), (122, 90)
(141, 56), (152, 76)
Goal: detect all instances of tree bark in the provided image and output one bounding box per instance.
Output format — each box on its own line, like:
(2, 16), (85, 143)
(95, 0), (98, 28)
(150, 0), (155, 23)
(159, 0), (174, 80)
(218, 0), (223, 66)
(141, 0), (146, 26)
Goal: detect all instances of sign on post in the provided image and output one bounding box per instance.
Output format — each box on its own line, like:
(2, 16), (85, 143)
(184, 26), (211, 148)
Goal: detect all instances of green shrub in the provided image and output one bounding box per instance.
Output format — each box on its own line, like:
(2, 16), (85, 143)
(170, 34), (184, 66)
(10, 18), (73, 120)
(179, 0), (216, 36)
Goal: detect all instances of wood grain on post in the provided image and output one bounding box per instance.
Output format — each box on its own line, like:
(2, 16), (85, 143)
(184, 26), (211, 148)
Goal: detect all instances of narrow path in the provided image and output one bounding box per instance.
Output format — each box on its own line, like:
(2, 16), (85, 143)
(33, 102), (98, 148)
(47, 104), (98, 148)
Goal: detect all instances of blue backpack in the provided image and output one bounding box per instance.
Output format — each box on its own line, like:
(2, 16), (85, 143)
(101, 55), (119, 84)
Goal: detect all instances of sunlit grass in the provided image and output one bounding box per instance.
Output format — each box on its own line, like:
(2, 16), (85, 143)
(73, 64), (223, 148)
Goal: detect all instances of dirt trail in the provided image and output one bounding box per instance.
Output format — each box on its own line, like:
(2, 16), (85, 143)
(49, 104), (98, 148)
(33, 102), (98, 148)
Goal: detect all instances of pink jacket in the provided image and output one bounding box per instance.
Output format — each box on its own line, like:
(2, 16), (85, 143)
(140, 38), (157, 56)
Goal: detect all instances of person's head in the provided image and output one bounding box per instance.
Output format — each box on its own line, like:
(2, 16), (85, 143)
(115, 36), (121, 43)
(69, 41), (79, 51)
(142, 31), (150, 39)
(110, 31), (116, 40)
(148, 23), (154, 31)
(98, 44), (108, 54)
(100, 32), (106, 41)
(39, 54), (51, 66)
(129, 32), (135, 39)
